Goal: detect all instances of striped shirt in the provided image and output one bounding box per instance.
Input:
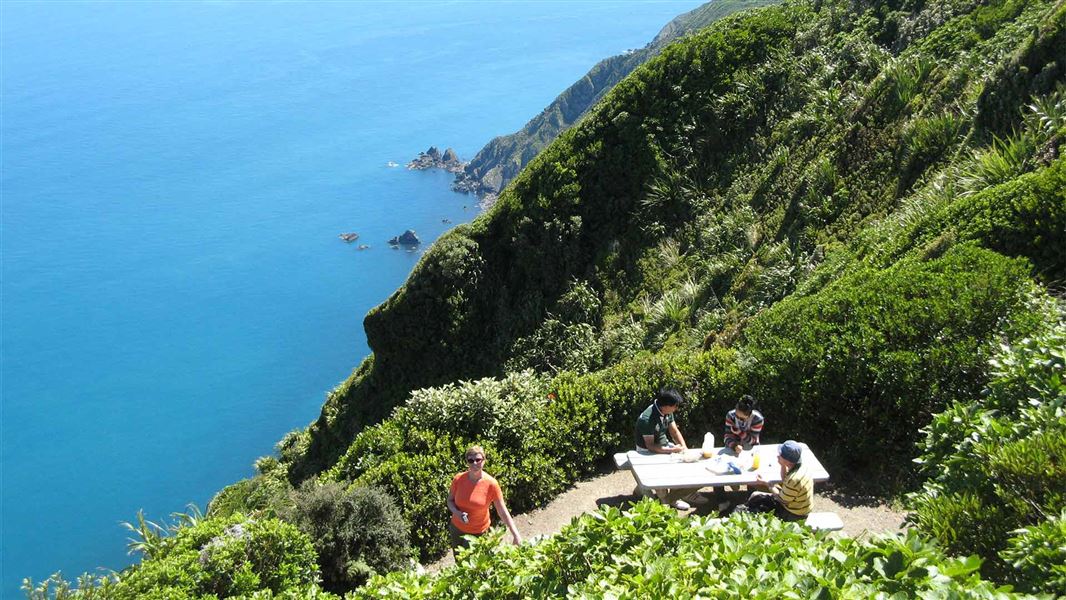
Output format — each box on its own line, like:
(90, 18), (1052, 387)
(777, 461), (813, 516)
(724, 409), (764, 449)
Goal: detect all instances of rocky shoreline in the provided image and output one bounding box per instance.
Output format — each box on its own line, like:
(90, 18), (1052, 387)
(407, 146), (500, 210)
(407, 146), (465, 173)
(451, 171), (499, 209)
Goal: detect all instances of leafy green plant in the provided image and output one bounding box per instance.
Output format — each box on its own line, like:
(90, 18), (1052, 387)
(280, 483), (412, 593)
(352, 500), (1013, 598)
(908, 308), (1066, 585)
(958, 134), (1033, 194)
(120, 510), (167, 559)
(26, 514), (330, 599)
(1003, 510), (1066, 595)
(22, 572), (120, 600)
(1025, 83), (1066, 136)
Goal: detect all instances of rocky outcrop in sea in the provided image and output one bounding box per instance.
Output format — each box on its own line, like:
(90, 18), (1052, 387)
(388, 230), (421, 246)
(408, 146), (466, 173)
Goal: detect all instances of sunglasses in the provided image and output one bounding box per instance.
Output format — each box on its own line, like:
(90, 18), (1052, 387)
(466, 456), (484, 464)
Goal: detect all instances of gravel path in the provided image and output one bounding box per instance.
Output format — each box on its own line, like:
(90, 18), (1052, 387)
(429, 470), (906, 571)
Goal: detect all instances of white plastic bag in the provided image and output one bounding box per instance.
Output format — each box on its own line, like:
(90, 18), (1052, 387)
(706, 456), (730, 475)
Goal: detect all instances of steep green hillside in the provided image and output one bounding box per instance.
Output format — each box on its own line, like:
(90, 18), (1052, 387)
(30, 0), (1065, 595)
(272, 0), (1063, 581)
(292, 0), (1064, 481)
(454, 0), (778, 196)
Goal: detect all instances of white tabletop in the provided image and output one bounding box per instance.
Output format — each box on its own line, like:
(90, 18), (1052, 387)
(629, 443), (830, 491)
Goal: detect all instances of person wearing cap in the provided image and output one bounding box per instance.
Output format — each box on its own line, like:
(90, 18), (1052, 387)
(737, 440), (812, 521)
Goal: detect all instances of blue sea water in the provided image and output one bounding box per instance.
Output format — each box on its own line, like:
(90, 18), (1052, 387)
(1, 1), (702, 594)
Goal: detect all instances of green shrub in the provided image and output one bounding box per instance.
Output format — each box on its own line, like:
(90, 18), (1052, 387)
(1003, 510), (1066, 595)
(281, 483), (412, 593)
(955, 158), (1065, 281)
(208, 470), (291, 519)
(551, 347), (743, 466)
(908, 309), (1066, 584)
(897, 112), (965, 194)
(347, 431), (469, 558)
(398, 371), (551, 448)
(323, 420), (406, 484)
(22, 572), (121, 600)
(42, 514), (323, 599)
(505, 319), (603, 374)
(352, 499), (1012, 598)
(741, 245), (1038, 480)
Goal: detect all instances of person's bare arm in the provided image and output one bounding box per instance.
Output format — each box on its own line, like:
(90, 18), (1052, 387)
(643, 434), (683, 453)
(493, 498), (522, 545)
(668, 422), (687, 450)
(447, 492), (467, 523)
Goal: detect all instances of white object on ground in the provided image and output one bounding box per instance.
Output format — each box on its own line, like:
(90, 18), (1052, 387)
(805, 511), (844, 531)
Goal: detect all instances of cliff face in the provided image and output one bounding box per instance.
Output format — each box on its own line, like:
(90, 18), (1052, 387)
(453, 0), (780, 197)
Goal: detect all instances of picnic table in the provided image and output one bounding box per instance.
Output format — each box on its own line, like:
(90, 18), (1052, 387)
(625, 443), (830, 494)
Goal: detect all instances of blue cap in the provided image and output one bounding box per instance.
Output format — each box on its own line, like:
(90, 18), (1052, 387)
(779, 440), (802, 464)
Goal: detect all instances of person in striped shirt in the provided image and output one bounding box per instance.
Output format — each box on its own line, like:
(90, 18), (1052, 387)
(738, 440), (813, 521)
(723, 395), (764, 455)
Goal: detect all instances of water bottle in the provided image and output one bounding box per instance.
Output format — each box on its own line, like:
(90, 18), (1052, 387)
(702, 433), (714, 458)
(751, 452), (761, 470)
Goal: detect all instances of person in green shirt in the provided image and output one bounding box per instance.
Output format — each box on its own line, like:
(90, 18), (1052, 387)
(634, 389), (696, 510)
(634, 389), (688, 453)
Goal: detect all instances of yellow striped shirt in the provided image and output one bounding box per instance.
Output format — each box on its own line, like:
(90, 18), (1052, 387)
(778, 462), (813, 515)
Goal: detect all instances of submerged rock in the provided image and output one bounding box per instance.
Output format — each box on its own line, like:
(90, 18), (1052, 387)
(339, 232), (359, 242)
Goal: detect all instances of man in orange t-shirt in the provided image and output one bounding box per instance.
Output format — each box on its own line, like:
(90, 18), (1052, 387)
(447, 445), (522, 553)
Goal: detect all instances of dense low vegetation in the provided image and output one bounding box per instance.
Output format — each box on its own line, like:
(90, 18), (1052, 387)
(908, 310), (1066, 591)
(355, 501), (1030, 598)
(25, 513), (323, 599)
(28, 0), (1064, 595)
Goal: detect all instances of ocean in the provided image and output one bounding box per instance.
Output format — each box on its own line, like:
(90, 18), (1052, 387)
(0, 1), (702, 594)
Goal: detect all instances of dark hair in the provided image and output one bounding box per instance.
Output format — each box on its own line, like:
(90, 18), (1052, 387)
(655, 388), (684, 407)
(736, 394), (756, 413)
